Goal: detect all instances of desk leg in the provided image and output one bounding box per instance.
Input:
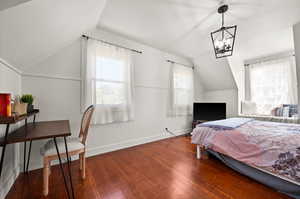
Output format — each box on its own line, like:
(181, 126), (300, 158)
(23, 141), (27, 173)
(64, 137), (75, 199)
(0, 124), (10, 179)
(53, 137), (71, 199)
(26, 140), (32, 173)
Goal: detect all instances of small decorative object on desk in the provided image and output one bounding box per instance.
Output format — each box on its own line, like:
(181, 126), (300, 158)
(21, 94), (34, 113)
(12, 95), (27, 115)
(0, 93), (12, 117)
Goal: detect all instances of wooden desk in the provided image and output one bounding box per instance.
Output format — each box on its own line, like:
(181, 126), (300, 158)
(0, 109), (39, 124)
(0, 119), (75, 199)
(0, 120), (71, 146)
(0, 110), (39, 176)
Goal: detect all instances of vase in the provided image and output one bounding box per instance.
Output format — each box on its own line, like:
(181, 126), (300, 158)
(0, 93), (11, 117)
(13, 102), (27, 115)
(27, 104), (34, 113)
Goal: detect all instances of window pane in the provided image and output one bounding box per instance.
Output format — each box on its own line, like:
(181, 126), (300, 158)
(173, 65), (193, 108)
(96, 81), (126, 105)
(249, 58), (295, 115)
(174, 89), (191, 105)
(96, 57), (125, 81)
(251, 63), (288, 104)
(174, 70), (191, 89)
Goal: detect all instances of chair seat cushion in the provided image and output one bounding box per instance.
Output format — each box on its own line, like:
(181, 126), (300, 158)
(40, 137), (84, 156)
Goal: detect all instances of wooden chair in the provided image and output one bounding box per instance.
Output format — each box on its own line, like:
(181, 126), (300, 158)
(40, 105), (95, 196)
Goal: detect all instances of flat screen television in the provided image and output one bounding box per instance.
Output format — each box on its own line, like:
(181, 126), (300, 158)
(193, 103), (226, 121)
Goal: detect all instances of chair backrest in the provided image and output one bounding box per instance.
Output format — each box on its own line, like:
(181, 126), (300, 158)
(79, 105), (95, 145)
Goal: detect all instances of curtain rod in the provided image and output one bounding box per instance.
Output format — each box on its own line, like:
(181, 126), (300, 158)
(166, 60), (194, 69)
(82, 35), (143, 54)
(244, 52), (295, 67)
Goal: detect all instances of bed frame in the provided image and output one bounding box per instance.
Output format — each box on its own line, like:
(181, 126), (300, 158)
(195, 145), (300, 199)
(196, 145), (206, 159)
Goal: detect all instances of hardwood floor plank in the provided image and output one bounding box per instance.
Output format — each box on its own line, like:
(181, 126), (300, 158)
(6, 136), (292, 199)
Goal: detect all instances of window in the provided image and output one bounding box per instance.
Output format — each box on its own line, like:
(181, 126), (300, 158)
(169, 63), (194, 116)
(245, 55), (297, 117)
(95, 57), (127, 105)
(82, 39), (134, 124)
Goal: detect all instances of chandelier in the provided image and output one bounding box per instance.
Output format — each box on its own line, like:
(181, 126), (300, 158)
(211, 5), (237, 59)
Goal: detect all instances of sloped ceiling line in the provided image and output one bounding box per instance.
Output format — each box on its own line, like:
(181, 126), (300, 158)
(0, 0), (32, 12)
(0, 0), (108, 70)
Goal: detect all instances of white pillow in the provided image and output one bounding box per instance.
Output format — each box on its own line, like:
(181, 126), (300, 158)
(282, 106), (290, 118)
(241, 101), (257, 115)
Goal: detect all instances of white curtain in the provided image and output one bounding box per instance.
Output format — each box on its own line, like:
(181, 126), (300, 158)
(81, 38), (134, 124)
(168, 63), (194, 116)
(246, 56), (297, 115)
(244, 65), (251, 101)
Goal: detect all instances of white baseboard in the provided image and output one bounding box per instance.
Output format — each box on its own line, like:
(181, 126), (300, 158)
(0, 166), (20, 199)
(86, 128), (191, 157)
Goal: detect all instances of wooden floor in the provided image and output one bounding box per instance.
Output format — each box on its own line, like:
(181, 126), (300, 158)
(6, 136), (292, 199)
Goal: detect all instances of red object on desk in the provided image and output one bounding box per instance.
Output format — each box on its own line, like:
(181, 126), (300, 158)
(0, 93), (11, 117)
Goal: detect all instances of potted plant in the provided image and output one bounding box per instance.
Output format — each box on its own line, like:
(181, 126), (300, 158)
(21, 94), (34, 113)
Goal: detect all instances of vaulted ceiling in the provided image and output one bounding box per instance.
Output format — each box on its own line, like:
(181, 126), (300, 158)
(98, 0), (300, 91)
(0, 0), (300, 91)
(98, 0), (300, 59)
(0, 0), (32, 11)
(0, 0), (106, 69)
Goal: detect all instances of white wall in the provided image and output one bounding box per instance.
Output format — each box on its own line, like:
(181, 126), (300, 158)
(0, 59), (22, 199)
(21, 28), (195, 170)
(193, 51), (238, 118)
(227, 56), (245, 113)
(194, 88), (238, 118)
(202, 89), (238, 118)
(193, 51), (237, 91)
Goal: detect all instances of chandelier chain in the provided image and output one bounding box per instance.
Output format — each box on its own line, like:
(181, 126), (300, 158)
(222, 13), (224, 27)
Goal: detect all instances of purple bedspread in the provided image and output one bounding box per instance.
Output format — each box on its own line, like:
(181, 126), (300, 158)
(192, 119), (300, 184)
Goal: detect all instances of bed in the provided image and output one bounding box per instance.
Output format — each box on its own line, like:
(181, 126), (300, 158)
(191, 118), (300, 199)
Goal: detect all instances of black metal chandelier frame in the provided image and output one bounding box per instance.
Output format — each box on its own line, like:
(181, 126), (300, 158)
(210, 5), (237, 59)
